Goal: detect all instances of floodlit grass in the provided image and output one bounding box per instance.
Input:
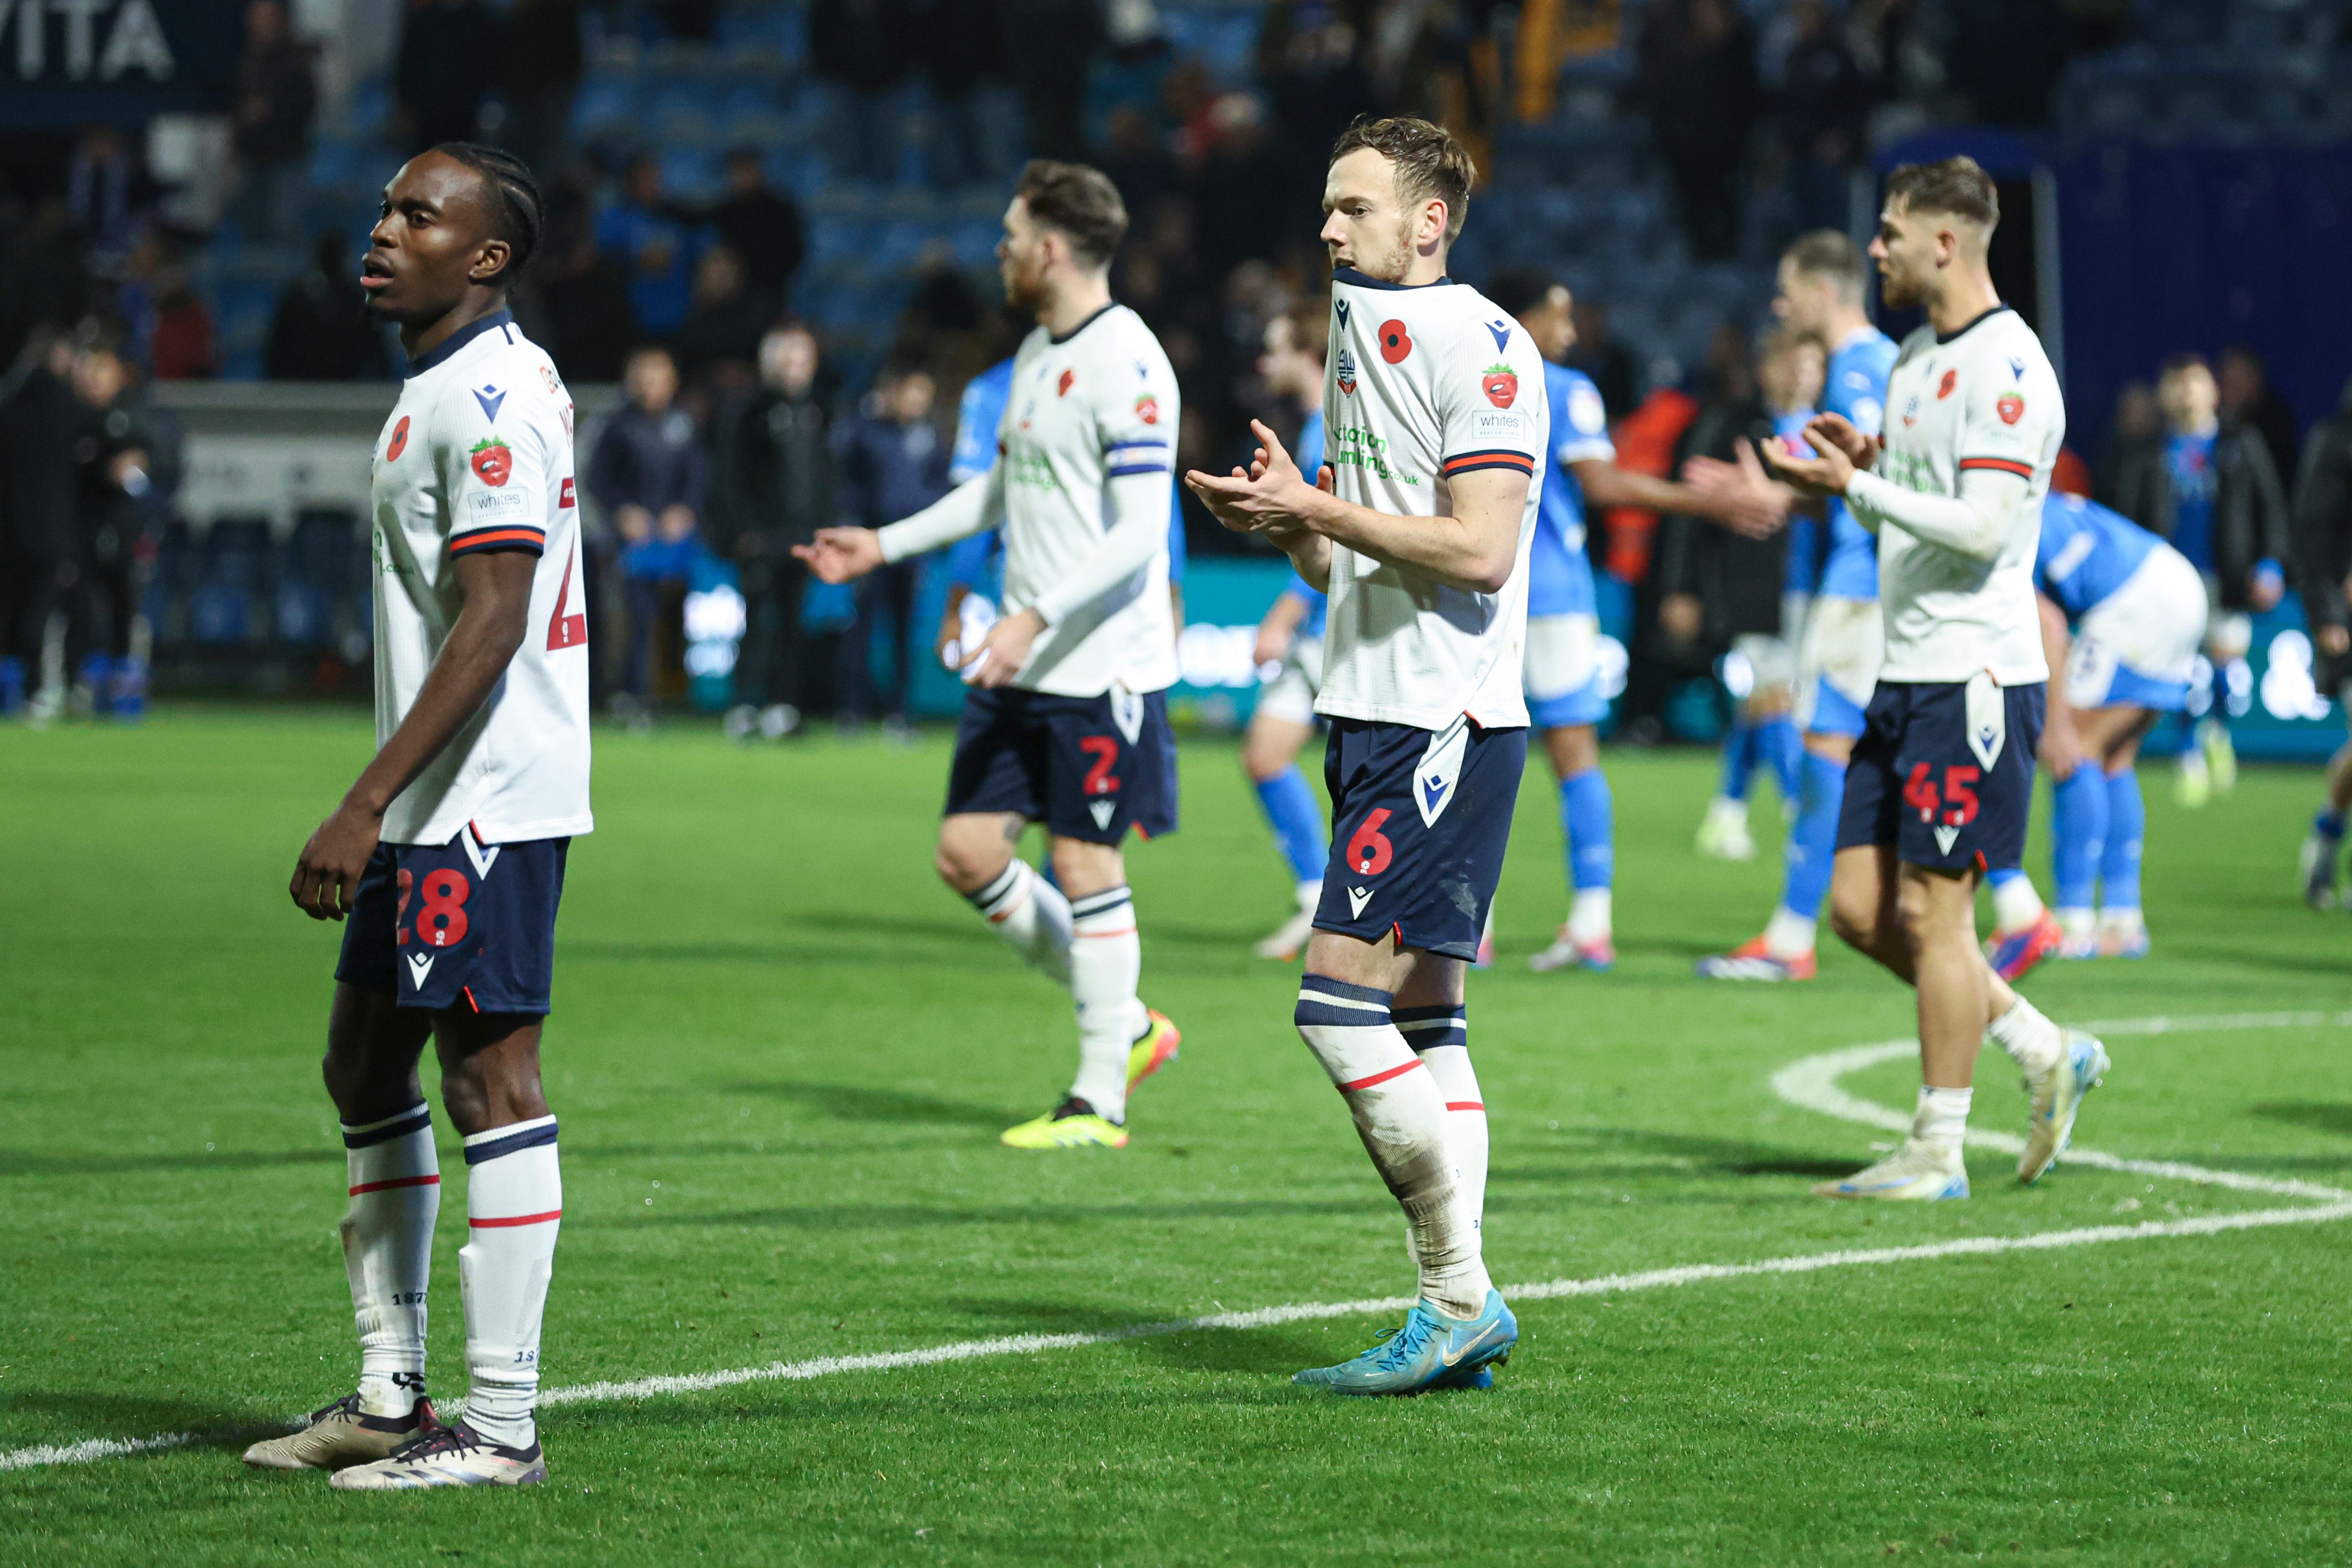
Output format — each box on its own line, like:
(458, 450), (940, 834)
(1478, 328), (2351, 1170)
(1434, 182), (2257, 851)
(4, 709), (2350, 1565)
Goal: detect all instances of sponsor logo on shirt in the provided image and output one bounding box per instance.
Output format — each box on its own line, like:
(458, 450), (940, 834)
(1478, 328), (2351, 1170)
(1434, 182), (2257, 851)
(1485, 319), (1511, 352)
(1997, 391), (2025, 426)
(386, 416), (410, 462)
(559, 477), (576, 509)
(540, 365), (563, 396)
(469, 437), (513, 486)
(473, 385), (506, 423)
(1377, 319), (1412, 364)
(1334, 347), (1357, 396)
(1327, 424), (1420, 485)
(1333, 299), (1350, 331)
(1134, 393), (1160, 425)
(1937, 369), (1957, 399)
(1481, 363), (1518, 409)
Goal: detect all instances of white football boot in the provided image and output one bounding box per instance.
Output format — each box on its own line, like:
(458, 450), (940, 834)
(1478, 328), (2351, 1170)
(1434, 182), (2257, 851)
(328, 1421), (546, 1489)
(1813, 1139), (1969, 1201)
(2018, 1030), (2111, 1184)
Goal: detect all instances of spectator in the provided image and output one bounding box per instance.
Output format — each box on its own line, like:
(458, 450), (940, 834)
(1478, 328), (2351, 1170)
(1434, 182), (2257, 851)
(2220, 345), (2300, 497)
(532, 190), (636, 383)
(2092, 380), (2160, 509)
(835, 358), (950, 731)
(2292, 376), (2352, 711)
(1193, 95), (1290, 283)
(0, 330), (85, 716)
(587, 346), (708, 718)
(810, 0), (913, 186)
(69, 341), (177, 716)
(1567, 297), (1640, 424)
(501, 0), (583, 176)
(231, 0), (317, 244)
(0, 200), (95, 368)
(1944, 0), (2066, 127)
(1776, 0), (1865, 233)
(712, 323), (836, 740)
(65, 126), (160, 268)
(396, 0), (500, 153)
(2107, 353), (2289, 618)
(597, 157), (699, 340)
(699, 150), (806, 317)
(914, 0), (1006, 189)
(672, 246), (768, 394)
(1631, 0), (1760, 261)
(266, 232), (390, 381)
(1265, 13), (1382, 212)
(148, 256), (218, 381)
(1097, 104), (1182, 219)
(1652, 325), (1791, 677)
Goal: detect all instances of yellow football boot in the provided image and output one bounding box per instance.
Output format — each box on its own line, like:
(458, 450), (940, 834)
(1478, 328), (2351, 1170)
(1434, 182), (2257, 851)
(1001, 1097), (1129, 1150)
(1126, 1007), (1182, 1092)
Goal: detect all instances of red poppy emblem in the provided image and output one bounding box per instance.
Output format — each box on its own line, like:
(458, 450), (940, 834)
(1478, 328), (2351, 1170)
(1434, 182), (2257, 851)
(1057, 369), (1075, 396)
(1937, 369), (1958, 399)
(386, 416), (410, 462)
(1377, 320), (1412, 364)
(469, 437), (513, 487)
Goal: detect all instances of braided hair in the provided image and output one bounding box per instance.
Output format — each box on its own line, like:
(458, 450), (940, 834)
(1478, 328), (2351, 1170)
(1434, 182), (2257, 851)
(428, 142), (545, 284)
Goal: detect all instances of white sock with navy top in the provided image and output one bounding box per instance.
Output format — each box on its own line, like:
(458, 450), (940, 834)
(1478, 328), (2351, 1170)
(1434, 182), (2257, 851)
(966, 860), (1073, 988)
(1295, 977), (1492, 1318)
(459, 1115), (561, 1451)
(1068, 885), (1144, 1122)
(339, 1102), (440, 1418)
(1397, 1004), (1486, 1233)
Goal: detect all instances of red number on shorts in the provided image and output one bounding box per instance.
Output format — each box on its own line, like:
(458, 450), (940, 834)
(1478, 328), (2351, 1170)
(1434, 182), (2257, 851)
(415, 868), (471, 948)
(1903, 763), (1940, 822)
(1941, 765), (1980, 827)
(1345, 808), (1395, 876)
(1078, 735), (1121, 795)
(395, 869), (414, 946)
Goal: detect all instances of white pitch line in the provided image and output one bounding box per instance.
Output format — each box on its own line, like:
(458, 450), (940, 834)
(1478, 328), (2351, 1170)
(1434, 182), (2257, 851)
(8, 1012), (2348, 1474)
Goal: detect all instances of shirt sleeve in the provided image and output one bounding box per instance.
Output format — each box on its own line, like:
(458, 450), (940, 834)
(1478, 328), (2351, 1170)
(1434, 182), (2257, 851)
(441, 381), (551, 558)
(1439, 326), (1545, 485)
(1827, 350), (1888, 438)
(1954, 356), (2056, 488)
(1094, 348), (1178, 480)
(1555, 373), (1615, 466)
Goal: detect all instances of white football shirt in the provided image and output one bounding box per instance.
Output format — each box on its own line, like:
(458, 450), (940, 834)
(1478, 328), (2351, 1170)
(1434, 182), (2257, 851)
(369, 309), (593, 845)
(992, 304), (1181, 696)
(1315, 268), (1550, 731)
(1868, 305), (2063, 685)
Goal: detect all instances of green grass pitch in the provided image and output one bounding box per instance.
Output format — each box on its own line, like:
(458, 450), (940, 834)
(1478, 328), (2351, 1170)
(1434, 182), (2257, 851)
(5, 709), (2352, 1565)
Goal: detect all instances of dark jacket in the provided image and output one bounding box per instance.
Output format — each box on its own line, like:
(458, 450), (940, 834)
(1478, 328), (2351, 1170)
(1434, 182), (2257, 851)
(835, 412), (949, 535)
(1653, 392), (1788, 642)
(0, 360), (84, 561)
(711, 387), (836, 556)
(73, 390), (180, 567)
(2106, 421), (2289, 609)
(2292, 382), (2352, 637)
(702, 187), (805, 304)
(234, 39), (317, 163)
(586, 404), (709, 520)
(266, 265), (390, 381)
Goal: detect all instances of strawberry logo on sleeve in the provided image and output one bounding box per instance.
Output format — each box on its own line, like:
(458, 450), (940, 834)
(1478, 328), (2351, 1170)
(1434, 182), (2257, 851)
(469, 437), (513, 487)
(1997, 391), (2026, 426)
(1481, 364), (1519, 408)
(1377, 320), (1413, 364)
(1134, 393), (1160, 425)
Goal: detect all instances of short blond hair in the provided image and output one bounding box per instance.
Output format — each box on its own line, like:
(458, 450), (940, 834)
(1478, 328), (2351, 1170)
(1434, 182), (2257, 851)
(1329, 116), (1476, 244)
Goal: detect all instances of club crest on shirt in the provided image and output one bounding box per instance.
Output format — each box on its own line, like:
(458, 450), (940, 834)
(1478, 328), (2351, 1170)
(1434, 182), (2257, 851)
(1134, 393), (1160, 425)
(1902, 394), (1919, 428)
(1377, 319), (1413, 364)
(1936, 369), (1957, 399)
(1334, 347), (1357, 396)
(385, 415), (410, 462)
(1057, 368), (1075, 397)
(1997, 391), (2026, 426)
(1480, 364), (1518, 409)
(469, 437), (513, 487)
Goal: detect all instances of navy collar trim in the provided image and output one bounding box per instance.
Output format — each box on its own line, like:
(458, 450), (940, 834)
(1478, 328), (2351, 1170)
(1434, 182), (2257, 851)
(1331, 267), (1454, 292)
(1048, 303), (1117, 346)
(1933, 303), (2009, 346)
(406, 308), (515, 378)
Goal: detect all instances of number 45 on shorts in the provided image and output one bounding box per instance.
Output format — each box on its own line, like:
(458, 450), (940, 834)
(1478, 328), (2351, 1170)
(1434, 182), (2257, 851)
(1903, 763), (1980, 827)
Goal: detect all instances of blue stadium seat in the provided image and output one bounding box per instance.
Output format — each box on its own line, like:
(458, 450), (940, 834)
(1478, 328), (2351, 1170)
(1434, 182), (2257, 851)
(189, 520), (271, 646)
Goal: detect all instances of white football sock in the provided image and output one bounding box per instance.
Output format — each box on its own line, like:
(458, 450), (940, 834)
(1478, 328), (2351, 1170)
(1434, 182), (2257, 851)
(1295, 977), (1490, 1318)
(459, 1116), (561, 1450)
(1402, 1008), (1486, 1233)
(2057, 906), (2096, 942)
(1987, 994), (2065, 1077)
(1911, 1085), (1972, 1155)
(1991, 874), (2046, 933)
(966, 861), (1073, 989)
(340, 1102), (439, 1417)
(1763, 905), (1817, 958)
(2098, 905), (2145, 938)
(1567, 888), (1612, 945)
(1067, 885), (1144, 1123)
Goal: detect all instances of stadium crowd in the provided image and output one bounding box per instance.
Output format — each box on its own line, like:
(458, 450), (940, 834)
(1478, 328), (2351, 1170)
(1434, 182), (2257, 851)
(0, 0), (2345, 732)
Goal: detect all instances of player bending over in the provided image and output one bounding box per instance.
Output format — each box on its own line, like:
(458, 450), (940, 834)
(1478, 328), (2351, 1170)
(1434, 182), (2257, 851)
(799, 161), (1183, 1150)
(1242, 303), (1334, 960)
(1760, 158), (2108, 1201)
(1694, 232), (1898, 981)
(1980, 493), (2205, 971)
(1478, 267), (1789, 973)
(2295, 381), (2352, 906)
(259, 145), (586, 1488)
(1189, 117), (1536, 1393)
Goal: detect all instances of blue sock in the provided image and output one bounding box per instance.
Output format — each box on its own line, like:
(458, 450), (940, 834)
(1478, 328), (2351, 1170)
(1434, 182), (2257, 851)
(2103, 769), (2145, 909)
(2051, 769), (2108, 911)
(1560, 767), (1614, 890)
(1719, 720), (1757, 802)
(1780, 749), (1845, 919)
(2317, 808), (2345, 840)
(1760, 716), (1804, 803)
(1254, 766), (1330, 885)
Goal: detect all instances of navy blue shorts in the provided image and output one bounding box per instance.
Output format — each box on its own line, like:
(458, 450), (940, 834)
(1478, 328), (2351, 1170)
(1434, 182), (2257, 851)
(1315, 716), (1528, 959)
(334, 830), (569, 1013)
(1837, 679), (2044, 873)
(944, 685), (1179, 844)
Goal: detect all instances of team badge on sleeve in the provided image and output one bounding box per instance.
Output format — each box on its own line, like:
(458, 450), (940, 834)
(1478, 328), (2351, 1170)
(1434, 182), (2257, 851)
(470, 438), (513, 486)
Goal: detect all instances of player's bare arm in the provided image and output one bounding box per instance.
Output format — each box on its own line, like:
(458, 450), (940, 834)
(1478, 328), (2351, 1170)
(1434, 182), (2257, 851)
(1575, 453), (1787, 540)
(797, 525), (886, 583)
(2036, 591), (2082, 780)
(291, 549), (538, 920)
(1188, 418), (1525, 595)
(1252, 587), (1311, 667)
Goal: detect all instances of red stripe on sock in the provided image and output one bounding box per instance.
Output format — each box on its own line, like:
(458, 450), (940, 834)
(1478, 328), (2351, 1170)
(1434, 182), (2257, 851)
(1076, 925), (1137, 938)
(1338, 1059), (1423, 1092)
(1445, 1101), (1485, 1112)
(349, 1174), (441, 1196)
(469, 1209), (562, 1227)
